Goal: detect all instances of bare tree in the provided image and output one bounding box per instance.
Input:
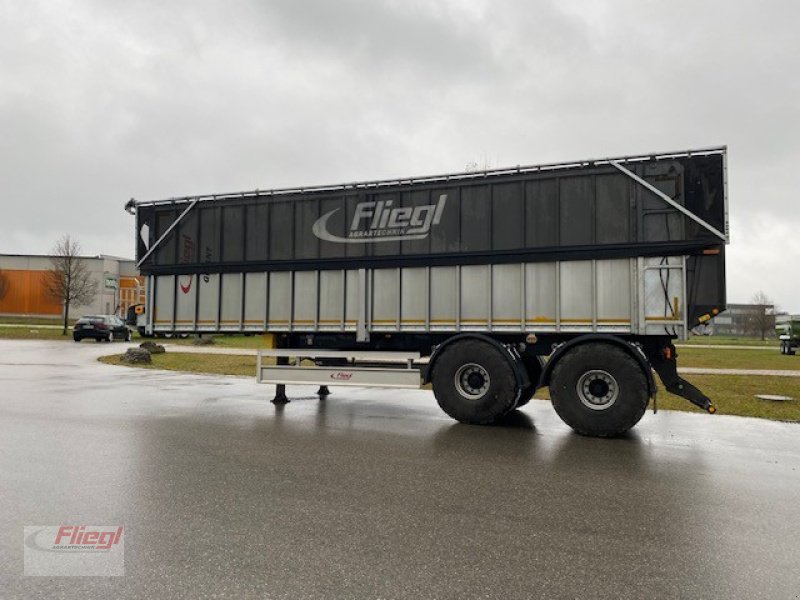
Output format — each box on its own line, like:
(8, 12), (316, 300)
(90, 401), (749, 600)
(745, 290), (776, 341)
(465, 155), (494, 173)
(0, 269), (9, 302)
(43, 235), (98, 335)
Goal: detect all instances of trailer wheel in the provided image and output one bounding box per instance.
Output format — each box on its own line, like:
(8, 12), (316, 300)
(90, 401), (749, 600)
(431, 339), (519, 425)
(789, 345), (797, 356)
(549, 343), (649, 437)
(781, 341), (787, 355)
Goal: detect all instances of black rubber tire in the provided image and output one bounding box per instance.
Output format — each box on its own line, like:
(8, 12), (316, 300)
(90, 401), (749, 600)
(94, 338), (102, 343)
(789, 346), (797, 356)
(125, 330), (132, 342)
(549, 343), (649, 437)
(431, 339), (520, 425)
(780, 341), (786, 355)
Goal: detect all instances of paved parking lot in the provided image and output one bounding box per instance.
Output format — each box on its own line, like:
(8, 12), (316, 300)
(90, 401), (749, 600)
(1, 340), (799, 598)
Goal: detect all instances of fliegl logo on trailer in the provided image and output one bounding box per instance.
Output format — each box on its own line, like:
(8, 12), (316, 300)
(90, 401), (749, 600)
(313, 194), (447, 243)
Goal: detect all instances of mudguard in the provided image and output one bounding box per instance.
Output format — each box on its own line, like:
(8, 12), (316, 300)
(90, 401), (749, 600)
(423, 333), (530, 390)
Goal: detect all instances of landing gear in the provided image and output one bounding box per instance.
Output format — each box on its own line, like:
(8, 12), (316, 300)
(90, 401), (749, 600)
(272, 384), (289, 404)
(272, 355), (290, 404)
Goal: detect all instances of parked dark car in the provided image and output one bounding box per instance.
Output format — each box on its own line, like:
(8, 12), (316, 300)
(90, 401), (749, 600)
(73, 315), (132, 342)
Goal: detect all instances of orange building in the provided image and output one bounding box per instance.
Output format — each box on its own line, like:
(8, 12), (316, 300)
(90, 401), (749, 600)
(0, 254), (144, 319)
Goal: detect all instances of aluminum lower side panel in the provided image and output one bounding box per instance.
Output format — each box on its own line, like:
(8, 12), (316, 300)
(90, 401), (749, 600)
(151, 257), (686, 337)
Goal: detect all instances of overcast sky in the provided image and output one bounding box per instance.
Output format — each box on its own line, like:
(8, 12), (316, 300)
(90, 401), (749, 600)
(1, 0), (798, 311)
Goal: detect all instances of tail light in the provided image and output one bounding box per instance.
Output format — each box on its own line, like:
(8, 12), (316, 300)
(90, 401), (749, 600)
(95, 321), (108, 330)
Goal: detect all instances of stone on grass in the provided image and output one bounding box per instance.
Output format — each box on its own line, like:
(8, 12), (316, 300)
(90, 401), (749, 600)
(192, 335), (215, 346)
(139, 341), (166, 354)
(121, 348), (152, 364)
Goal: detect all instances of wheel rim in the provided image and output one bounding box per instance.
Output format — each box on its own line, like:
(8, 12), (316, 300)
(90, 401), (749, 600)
(454, 363), (490, 400)
(576, 369), (619, 411)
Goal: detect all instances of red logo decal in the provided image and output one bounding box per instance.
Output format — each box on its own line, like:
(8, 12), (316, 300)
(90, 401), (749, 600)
(330, 372), (353, 380)
(178, 235), (196, 294)
(53, 525), (124, 550)
(179, 275), (193, 294)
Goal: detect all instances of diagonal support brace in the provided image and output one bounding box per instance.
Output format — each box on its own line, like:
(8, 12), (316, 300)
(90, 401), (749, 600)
(610, 160), (728, 243)
(136, 198), (199, 268)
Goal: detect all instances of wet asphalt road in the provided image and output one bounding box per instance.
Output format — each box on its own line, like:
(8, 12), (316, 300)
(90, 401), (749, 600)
(1, 340), (799, 599)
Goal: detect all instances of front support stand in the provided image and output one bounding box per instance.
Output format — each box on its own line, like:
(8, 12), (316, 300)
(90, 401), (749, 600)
(649, 343), (716, 414)
(272, 356), (290, 404)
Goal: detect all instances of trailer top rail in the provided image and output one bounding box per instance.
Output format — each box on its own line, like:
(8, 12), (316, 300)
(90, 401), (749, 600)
(126, 146), (727, 209)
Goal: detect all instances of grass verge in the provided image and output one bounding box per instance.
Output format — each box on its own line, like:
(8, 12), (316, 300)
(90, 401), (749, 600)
(100, 352), (800, 422)
(100, 352), (259, 377)
(675, 347), (798, 370)
(0, 316), (63, 326)
(161, 334), (276, 349)
(0, 326), (73, 340)
(683, 335), (776, 347)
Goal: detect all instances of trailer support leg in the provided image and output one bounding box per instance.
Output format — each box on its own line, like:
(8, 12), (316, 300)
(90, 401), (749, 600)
(317, 386), (331, 398)
(650, 343), (716, 414)
(271, 356), (290, 404)
(272, 384), (289, 404)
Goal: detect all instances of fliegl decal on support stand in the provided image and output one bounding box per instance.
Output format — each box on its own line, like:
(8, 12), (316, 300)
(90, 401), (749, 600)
(312, 194), (447, 243)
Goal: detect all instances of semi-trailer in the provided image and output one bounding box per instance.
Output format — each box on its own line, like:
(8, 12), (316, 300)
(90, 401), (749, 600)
(125, 146), (729, 437)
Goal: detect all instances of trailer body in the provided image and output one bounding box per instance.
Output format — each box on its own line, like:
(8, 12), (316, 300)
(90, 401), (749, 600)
(129, 146), (729, 436)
